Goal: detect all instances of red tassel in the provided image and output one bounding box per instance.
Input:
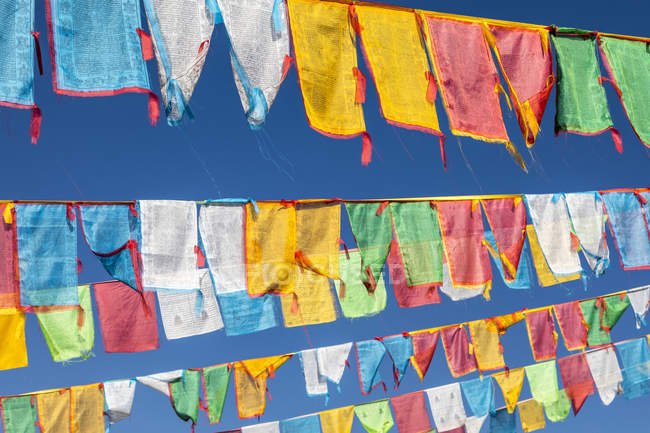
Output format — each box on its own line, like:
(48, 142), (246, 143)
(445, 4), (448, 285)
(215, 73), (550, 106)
(77, 257), (83, 274)
(76, 305), (85, 328)
(337, 238), (350, 260)
(570, 232), (581, 252)
(30, 107), (42, 145)
(148, 92), (160, 126)
(425, 71), (437, 103)
(194, 245), (205, 268)
(376, 201), (389, 216)
(353, 67), (366, 104)
(136, 28), (154, 61)
(197, 40), (210, 55)
(610, 128), (623, 154)
(129, 203), (139, 218)
(439, 135), (447, 171)
(290, 292), (299, 315)
(348, 5), (363, 34)
(281, 55), (293, 82)
(66, 203), (76, 222)
(30, 31), (43, 75)
(364, 266), (377, 293)
(361, 132), (372, 166)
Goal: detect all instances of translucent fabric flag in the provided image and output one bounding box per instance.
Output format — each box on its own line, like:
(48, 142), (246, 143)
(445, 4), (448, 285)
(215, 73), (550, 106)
(485, 25), (554, 146)
(525, 360), (560, 406)
(15, 204), (78, 306)
(355, 339), (386, 395)
(70, 384), (104, 433)
(426, 382), (467, 431)
(345, 203), (393, 291)
(481, 198), (527, 283)
(387, 239), (441, 308)
(37, 389), (70, 433)
(563, 192), (610, 276)
(218, 0), (290, 128)
(550, 29), (618, 147)
(46, 0), (158, 124)
(287, 0), (368, 159)
(615, 338), (650, 399)
(468, 320), (505, 372)
(585, 347), (623, 405)
(557, 353), (595, 414)
(355, 5), (444, 142)
(103, 379), (136, 423)
(439, 262), (487, 301)
(246, 202), (296, 296)
(137, 370), (184, 396)
(579, 295), (630, 347)
(354, 400), (394, 433)
(389, 202), (444, 288)
(300, 349), (327, 397)
(525, 194), (582, 278)
(0, 309), (28, 370)
(336, 250), (387, 318)
(553, 301), (588, 351)
(411, 330), (439, 381)
(36, 285), (94, 362)
(317, 343), (353, 387)
(543, 389), (571, 422)
(601, 191), (650, 270)
(169, 370), (201, 425)
(525, 225), (581, 287)
(1, 395), (38, 433)
(0, 203), (20, 308)
(0, 0), (42, 143)
(157, 268), (223, 339)
(441, 325), (478, 377)
(517, 400), (545, 432)
(234, 355), (292, 418)
(319, 406), (354, 433)
(203, 364), (231, 424)
(140, 200), (200, 291)
(423, 15), (526, 171)
(492, 368), (525, 413)
(525, 308), (557, 362)
(461, 377), (494, 419)
(436, 201), (492, 291)
(94, 281), (159, 353)
(627, 286), (650, 328)
(280, 202), (339, 327)
(598, 36), (650, 147)
(489, 408), (516, 433)
(390, 391), (433, 433)
(218, 289), (278, 336)
(242, 421), (280, 433)
(280, 415), (320, 433)
(142, 0), (215, 124)
(381, 335), (413, 388)
(484, 231), (532, 289)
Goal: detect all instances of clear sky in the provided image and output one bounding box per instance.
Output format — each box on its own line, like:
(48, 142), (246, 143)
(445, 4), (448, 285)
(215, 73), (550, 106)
(0, 0), (648, 432)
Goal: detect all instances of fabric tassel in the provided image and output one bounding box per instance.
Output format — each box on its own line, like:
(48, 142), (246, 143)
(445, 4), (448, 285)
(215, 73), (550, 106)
(439, 135), (447, 170)
(194, 245), (205, 268)
(136, 28), (154, 61)
(77, 257), (83, 274)
(30, 31), (43, 75)
(271, 0), (285, 35)
(348, 5), (362, 34)
(148, 92), (161, 126)
(425, 71), (437, 103)
(570, 232), (581, 252)
(353, 67), (366, 104)
(30, 107), (42, 145)
(610, 128), (623, 154)
(281, 55), (293, 81)
(361, 132), (372, 166)
(504, 141), (528, 173)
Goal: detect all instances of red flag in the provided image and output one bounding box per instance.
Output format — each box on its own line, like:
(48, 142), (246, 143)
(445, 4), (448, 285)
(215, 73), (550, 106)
(391, 391), (433, 433)
(481, 198), (527, 281)
(441, 325), (478, 377)
(525, 308), (557, 361)
(387, 240), (441, 308)
(411, 330), (440, 381)
(554, 301), (589, 351)
(558, 353), (595, 415)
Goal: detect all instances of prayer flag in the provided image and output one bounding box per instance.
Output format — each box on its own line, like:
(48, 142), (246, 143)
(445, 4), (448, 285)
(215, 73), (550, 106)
(525, 225), (581, 287)
(481, 198), (527, 282)
(0, 309), (27, 371)
(169, 370), (201, 425)
(615, 338), (650, 399)
(70, 384), (104, 433)
(525, 308), (557, 362)
(579, 295), (630, 347)
(1, 395), (38, 433)
(354, 400), (394, 433)
(280, 415), (320, 433)
(426, 382), (467, 432)
(492, 368), (525, 413)
(489, 407), (516, 433)
(585, 347), (623, 405)
(103, 379), (136, 423)
(553, 301), (588, 351)
(411, 330), (439, 381)
(468, 319), (506, 372)
(387, 239), (442, 308)
(460, 377), (494, 417)
(234, 355), (291, 418)
(517, 400), (545, 432)
(601, 191), (650, 270)
(381, 335), (413, 388)
(525, 360), (559, 406)
(0, 204), (19, 308)
(390, 391), (432, 433)
(319, 406), (354, 433)
(355, 339), (386, 395)
(203, 364), (231, 424)
(37, 389), (70, 433)
(336, 250), (388, 318)
(557, 353), (595, 414)
(441, 325), (478, 377)
(627, 286), (650, 328)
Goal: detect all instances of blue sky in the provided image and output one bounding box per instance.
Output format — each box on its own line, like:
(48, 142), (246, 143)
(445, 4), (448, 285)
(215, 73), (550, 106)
(0, 0), (648, 432)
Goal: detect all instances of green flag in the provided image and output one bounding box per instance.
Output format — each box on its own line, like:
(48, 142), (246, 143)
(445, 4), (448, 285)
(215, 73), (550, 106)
(335, 250), (387, 318)
(354, 399), (394, 433)
(580, 295), (630, 347)
(599, 35), (650, 147)
(544, 389), (572, 422)
(525, 360), (559, 406)
(169, 370), (201, 425)
(203, 364), (231, 424)
(1, 395), (38, 433)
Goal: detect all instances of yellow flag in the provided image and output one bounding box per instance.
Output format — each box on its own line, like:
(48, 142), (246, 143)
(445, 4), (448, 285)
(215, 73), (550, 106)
(320, 406), (355, 433)
(37, 389), (71, 433)
(493, 368), (525, 413)
(0, 309), (28, 371)
(234, 355), (292, 419)
(71, 385), (104, 433)
(469, 320), (505, 372)
(518, 399), (545, 432)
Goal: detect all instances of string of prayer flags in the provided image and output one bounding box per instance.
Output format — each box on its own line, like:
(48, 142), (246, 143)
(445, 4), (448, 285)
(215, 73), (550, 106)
(525, 225), (581, 287)
(93, 281), (159, 353)
(441, 325), (478, 377)
(139, 200), (201, 291)
(598, 36), (650, 147)
(461, 377), (495, 419)
(585, 347), (623, 405)
(137, 370), (184, 396)
(234, 355), (292, 419)
(280, 415), (321, 433)
(169, 370), (202, 426)
(422, 14), (527, 171)
(615, 338), (650, 399)
(543, 389), (571, 422)
(425, 382), (467, 432)
(410, 330), (439, 381)
(355, 339), (386, 395)
(485, 24), (554, 147)
(15, 204), (78, 306)
(579, 294), (630, 347)
(287, 0), (370, 163)
(45, 0), (159, 124)
(553, 301), (589, 351)
(493, 368), (525, 413)
(0, 0), (42, 143)
(319, 406), (354, 433)
(525, 308), (558, 362)
(78, 204), (142, 292)
(468, 319), (506, 373)
(203, 364), (231, 424)
(390, 392), (433, 433)
(281, 202), (340, 327)
(557, 353), (595, 414)
(525, 360), (560, 407)
(70, 384), (105, 433)
(563, 192), (610, 276)
(550, 28), (620, 150)
(103, 379), (136, 424)
(354, 400), (394, 433)
(490, 407), (516, 433)
(36, 285), (94, 362)
(335, 250), (388, 318)
(627, 286), (650, 328)
(354, 6), (444, 149)
(517, 399), (545, 432)
(601, 191), (650, 270)
(0, 203), (19, 309)
(0, 395), (39, 433)
(0, 309), (28, 371)
(217, 0), (290, 129)
(380, 335), (413, 388)
(142, 0), (215, 124)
